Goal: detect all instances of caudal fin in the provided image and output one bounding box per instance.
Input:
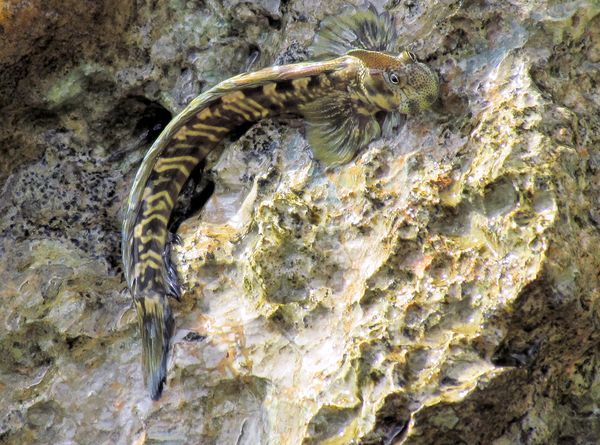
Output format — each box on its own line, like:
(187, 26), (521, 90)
(135, 294), (174, 400)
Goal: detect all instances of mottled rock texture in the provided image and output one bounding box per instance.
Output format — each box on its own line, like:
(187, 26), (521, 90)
(1, 0), (599, 444)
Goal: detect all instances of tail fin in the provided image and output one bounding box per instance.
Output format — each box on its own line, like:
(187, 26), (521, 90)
(135, 294), (174, 400)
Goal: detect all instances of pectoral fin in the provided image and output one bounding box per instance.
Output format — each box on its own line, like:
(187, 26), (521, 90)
(310, 5), (397, 59)
(302, 95), (381, 167)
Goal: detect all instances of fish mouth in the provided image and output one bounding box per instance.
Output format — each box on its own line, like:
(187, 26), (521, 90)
(398, 68), (440, 113)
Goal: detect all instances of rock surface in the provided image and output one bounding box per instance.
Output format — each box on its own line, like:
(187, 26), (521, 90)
(1, 0), (599, 444)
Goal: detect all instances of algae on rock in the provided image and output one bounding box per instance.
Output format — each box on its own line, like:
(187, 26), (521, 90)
(1, 0), (599, 444)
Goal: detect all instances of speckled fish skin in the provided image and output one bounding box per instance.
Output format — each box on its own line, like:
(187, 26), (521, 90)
(122, 8), (439, 400)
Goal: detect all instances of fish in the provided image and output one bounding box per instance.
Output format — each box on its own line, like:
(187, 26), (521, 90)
(121, 5), (439, 400)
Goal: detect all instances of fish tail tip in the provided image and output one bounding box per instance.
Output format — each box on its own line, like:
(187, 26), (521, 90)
(149, 373), (166, 401)
(136, 294), (174, 400)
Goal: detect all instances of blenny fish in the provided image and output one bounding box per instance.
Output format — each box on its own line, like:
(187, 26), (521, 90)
(122, 6), (439, 400)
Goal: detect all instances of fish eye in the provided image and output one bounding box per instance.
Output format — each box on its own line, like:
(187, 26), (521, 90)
(389, 73), (400, 84)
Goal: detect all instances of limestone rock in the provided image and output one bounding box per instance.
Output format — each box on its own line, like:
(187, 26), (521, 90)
(1, 1), (599, 444)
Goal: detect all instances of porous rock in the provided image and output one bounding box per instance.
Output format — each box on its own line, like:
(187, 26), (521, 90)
(1, 1), (599, 444)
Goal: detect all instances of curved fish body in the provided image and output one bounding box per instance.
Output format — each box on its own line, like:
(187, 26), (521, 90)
(122, 8), (439, 400)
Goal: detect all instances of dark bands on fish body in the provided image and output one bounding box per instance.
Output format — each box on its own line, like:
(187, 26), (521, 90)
(124, 66), (346, 399)
(131, 92), (285, 293)
(123, 8), (439, 400)
(307, 75), (322, 89)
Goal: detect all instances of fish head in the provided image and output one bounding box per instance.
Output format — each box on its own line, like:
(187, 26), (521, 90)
(348, 49), (439, 114)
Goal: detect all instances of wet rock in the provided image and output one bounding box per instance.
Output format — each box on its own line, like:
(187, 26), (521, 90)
(1, 0), (599, 444)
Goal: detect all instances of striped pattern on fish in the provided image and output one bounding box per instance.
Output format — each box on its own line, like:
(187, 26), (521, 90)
(122, 7), (439, 400)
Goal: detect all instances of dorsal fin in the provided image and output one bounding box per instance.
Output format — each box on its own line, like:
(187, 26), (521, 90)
(310, 5), (398, 59)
